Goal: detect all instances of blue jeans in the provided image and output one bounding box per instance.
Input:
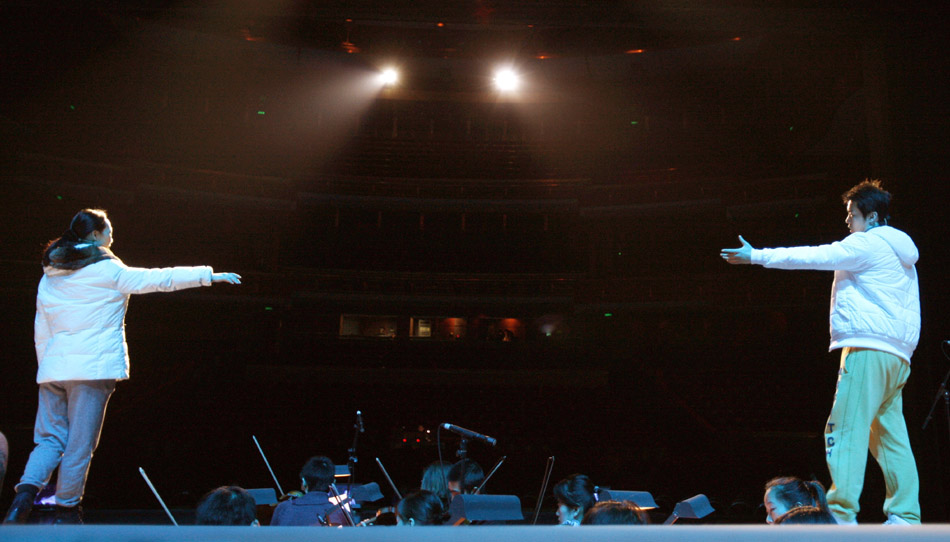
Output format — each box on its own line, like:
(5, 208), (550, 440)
(17, 380), (116, 507)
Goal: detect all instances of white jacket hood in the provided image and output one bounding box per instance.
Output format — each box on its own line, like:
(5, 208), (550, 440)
(751, 225), (921, 362)
(867, 225), (918, 267)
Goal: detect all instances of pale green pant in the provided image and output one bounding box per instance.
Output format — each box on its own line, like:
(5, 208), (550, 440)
(825, 347), (920, 524)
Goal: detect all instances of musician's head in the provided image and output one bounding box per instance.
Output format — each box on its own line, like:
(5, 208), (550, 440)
(774, 505), (836, 525)
(447, 459), (484, 496)
(421, 461), (452, 506)
(553, 474), (597, 526)
(300, 456), (336, 493)
(396, 490), (445, 526)
(583, 500), (648, 525)
(195, 486), (259, 526)
(763, 476), (828, 524)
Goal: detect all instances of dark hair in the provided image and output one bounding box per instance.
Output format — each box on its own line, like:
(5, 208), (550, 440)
(583, 500), (648, 525)
(397, 490), (445, 526)
(552, 474), (596, 516)
(447, 459), (484, 494)
(42, 208), (109, 266)
(764, 477), (829, 512)
(421, 461), (452, 506)
(842, 179), (891, 225)
(195, 486), (257, 526)
(774, 505), (836, 525)
(300, 456), (335, 493)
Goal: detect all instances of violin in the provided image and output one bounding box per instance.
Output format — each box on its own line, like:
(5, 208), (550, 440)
(278, 490), (304, 502)
(357, 506), (397, 526)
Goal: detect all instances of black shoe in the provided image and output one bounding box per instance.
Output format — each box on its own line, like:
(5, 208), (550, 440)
(53, 505), (83, 525)
(3, 486), (39, 525)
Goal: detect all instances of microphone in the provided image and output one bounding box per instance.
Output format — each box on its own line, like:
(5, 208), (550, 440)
(356, 411), (365, 433)
(441, 423), (497, 447)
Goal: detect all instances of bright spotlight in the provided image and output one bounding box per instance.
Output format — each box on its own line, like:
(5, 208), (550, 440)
(378, 68), (399, 87)
(494, 68), (520, 92)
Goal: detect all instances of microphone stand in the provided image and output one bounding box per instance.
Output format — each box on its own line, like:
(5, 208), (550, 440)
(456, 438), (469, 495)
(922, 366), (950, 445)
(347, 411), (364, 498)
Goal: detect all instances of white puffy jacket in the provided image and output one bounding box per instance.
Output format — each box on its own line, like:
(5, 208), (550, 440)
(35, 258), (213, 383)
(751, 225), (920, 363)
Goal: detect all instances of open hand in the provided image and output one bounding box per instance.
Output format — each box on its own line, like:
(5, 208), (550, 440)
(212, 272), (242, 284)
(720, 236), (753, 265)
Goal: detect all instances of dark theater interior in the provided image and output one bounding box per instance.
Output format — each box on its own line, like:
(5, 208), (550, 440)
(0, 0), (947, 538)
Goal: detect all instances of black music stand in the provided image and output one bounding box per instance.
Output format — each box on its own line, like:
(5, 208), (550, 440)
(448, 494), (523, 525)
(598, 489), (658, 510)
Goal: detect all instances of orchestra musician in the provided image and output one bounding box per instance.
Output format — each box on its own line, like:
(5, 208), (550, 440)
(270, 456), (347, 526)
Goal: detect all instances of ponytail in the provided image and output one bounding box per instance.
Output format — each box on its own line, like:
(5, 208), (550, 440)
(42, 209), (109, 267)
(805, 480), (830, 512)
(764, 476), (829, 513)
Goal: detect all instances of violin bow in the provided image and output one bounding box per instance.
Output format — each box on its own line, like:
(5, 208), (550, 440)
(473, 455), (506, 495)
(375, 457), (403, 500)
(531, 456), (556, 525)
(328, 483), (357, 526)
(252, 435), (285, 497)
(138, 467), (179, 526)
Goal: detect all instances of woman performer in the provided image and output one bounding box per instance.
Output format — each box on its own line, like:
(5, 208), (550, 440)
(552, 474), (597, 526)
(3, 209), (241, 524)
(396, 490), (446, 526)
(763, 476), (833, 524)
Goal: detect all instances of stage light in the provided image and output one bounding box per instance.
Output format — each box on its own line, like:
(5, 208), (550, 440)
(378, 68), (399, 87)
(493, 68), (521, 92)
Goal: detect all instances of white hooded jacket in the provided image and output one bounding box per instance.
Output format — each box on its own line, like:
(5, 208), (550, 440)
(35, 245), (213, 383)
(751, 225), (920, 363)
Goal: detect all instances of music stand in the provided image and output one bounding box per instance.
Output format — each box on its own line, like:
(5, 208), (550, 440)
(246, 488), (278, 506)
(598, 489), (658, 510)
(663, 494), (714, 524)
(448, 494), (523, 525)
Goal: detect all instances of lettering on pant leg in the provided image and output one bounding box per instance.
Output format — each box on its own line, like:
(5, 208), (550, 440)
(826, 423), (836, 457)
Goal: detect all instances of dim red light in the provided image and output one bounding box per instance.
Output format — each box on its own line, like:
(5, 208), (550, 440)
(626, 49), (644, 54)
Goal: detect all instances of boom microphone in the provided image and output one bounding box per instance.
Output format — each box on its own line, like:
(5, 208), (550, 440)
(441, 423), (497, 447)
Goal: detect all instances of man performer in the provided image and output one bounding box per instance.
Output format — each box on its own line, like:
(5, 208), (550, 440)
(270, 456), (347, 526)
(720, 179), (920, 525)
